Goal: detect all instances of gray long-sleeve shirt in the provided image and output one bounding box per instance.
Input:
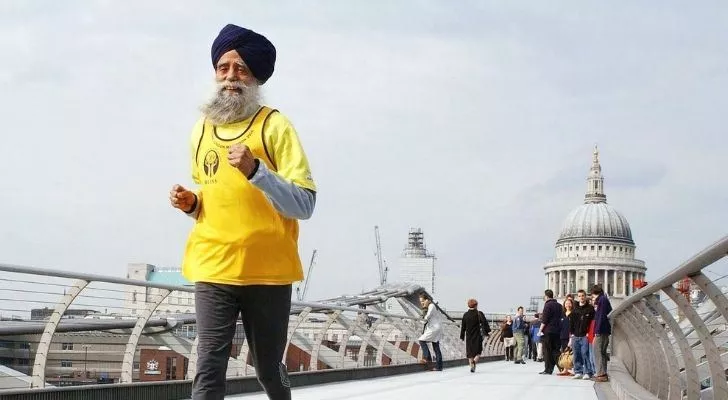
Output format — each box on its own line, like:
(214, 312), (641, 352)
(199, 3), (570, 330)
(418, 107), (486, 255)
(186, 159), (316, 220)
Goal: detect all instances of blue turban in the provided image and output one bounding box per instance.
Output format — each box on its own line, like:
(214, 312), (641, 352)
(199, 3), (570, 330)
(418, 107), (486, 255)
(211, 24), (276, 84)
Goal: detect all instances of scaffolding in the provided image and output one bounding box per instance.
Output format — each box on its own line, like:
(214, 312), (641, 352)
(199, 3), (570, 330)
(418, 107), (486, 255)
(399, 228), (437, 295)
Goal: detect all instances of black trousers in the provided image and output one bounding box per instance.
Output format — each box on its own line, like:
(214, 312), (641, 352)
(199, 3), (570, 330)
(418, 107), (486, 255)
(192, 282), (292, 400)
(541, 333), (560, 374)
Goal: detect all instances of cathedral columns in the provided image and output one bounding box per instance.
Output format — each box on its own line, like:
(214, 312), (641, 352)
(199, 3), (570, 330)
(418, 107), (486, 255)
(545, 273), (549, 293)
(627, 271), (633, 295)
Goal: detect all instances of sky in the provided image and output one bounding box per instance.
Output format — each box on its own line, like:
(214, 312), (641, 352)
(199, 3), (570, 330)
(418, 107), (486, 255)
(0, 1), (726, 313)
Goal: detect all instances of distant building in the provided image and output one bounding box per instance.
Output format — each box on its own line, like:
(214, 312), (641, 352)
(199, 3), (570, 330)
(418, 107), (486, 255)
(398, 228), (437, 296)
(0, 331), (171, 385)
(30, 308), (99, 321)
(125, 264), (195, 317)
(0, 338), (32, 378)
(543, 146), (648, 308)
(138, 348), (187, 382)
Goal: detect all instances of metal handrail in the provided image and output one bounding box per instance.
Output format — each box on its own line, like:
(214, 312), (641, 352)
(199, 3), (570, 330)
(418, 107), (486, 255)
(0, 263), (442, 322)
(0, 263), (195, 293)
(0, 262), (493, 391)
(607, 235), (728, 400)
(610, 235), (728, 316)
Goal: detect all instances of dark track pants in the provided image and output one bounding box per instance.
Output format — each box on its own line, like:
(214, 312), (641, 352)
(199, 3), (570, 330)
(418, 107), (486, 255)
(542, 333), (560, 374)
(192, 282), (292, 400)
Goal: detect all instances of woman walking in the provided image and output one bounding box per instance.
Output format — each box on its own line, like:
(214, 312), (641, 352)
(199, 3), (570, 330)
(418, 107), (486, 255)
(460, 298), (490, 372)
(418, 293), (445, 371)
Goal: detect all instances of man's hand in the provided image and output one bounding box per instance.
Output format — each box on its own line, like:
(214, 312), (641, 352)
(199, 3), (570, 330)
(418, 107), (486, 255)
(227, 144), (257, 178)
(170, 184), (197, 213)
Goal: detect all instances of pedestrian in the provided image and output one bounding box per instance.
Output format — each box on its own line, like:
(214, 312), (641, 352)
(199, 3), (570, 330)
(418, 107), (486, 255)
(530, 314), (542, 362)
(557, 298), (574, 376)
(538, 289), (563, 375)
(512, 306), (527, 364)
(501, 315), (515, 361)
(460, 298), (490, 372)
(418, 293), (445, 371)
(591, 284), (613, 382)
(170, 23), (317, 400)
(570, 289), (595, 379)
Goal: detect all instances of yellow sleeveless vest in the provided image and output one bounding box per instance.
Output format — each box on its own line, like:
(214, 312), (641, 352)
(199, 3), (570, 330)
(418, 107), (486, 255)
(182, 106), (303, 286)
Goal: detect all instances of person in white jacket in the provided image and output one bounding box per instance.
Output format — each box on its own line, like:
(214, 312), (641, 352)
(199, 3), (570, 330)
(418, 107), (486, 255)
(418, 293), (445, 371)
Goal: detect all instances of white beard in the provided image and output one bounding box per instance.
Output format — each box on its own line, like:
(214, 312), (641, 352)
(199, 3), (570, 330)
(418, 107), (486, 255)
(200, 81), (261, 125)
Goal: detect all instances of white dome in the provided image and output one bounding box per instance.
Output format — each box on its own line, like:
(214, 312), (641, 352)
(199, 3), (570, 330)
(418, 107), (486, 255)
(557, 202), (634, 245)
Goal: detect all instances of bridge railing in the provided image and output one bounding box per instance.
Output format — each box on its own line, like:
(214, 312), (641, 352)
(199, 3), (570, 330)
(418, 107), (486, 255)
(608, 235), (728, 400)
(0, 263), (504, 393)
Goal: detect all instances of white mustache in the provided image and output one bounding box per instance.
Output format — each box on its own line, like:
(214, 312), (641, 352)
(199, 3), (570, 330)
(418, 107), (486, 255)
(217, 81), (249, 93)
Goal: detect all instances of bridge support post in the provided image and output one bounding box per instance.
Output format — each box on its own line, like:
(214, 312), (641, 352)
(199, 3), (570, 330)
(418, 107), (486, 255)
(690, 272), (728, 329)
(282, 308), (311, 368)
(614, 311), (650, 387)
(187, 335), (199, 379)
(645, 295), (699, 399)
(337, 312), (370, 367)
(663, 285), (728, 400)
(309, 310), (342, 370)
(634, 299), (682, 400)
(355, 316), (386, 368)
(31, 279), (90, 388)
(372, 304), (420, 364)
(625, 307), (664, 395)
(120, 288), (171, 383)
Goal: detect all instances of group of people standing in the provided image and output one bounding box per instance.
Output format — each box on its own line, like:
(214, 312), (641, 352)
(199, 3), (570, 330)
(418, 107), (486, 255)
(454, 286), (612, 383)
(538, 285), (612, 382)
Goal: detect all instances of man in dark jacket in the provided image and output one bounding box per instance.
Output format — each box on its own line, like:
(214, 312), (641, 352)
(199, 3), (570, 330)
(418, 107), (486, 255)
(592, 284), (612, 382)
(538, 289), (562, 375)
(569, 290), (595, 379)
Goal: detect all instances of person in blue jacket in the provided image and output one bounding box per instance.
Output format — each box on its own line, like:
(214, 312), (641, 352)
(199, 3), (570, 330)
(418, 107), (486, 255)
(529, 313), (542, 361)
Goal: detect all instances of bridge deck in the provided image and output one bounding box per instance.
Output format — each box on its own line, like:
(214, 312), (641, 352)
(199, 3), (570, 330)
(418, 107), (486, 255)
(227, 361), (600, 399)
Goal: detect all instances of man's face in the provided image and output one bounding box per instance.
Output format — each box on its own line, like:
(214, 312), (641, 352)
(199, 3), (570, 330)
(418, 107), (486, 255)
(577, 292), (586, 304)
(201, 49), (261, 125)
(517, 308), (523, 316)
(215, 50), (258, 87)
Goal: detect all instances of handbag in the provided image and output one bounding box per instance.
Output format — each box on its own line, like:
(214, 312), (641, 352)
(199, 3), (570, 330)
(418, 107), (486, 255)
(478, 312), (491, 337)
(558, 347), (574, 371)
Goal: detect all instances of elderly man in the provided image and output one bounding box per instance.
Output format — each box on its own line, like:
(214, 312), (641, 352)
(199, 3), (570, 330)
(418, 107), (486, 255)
(169, 24), (316, 400)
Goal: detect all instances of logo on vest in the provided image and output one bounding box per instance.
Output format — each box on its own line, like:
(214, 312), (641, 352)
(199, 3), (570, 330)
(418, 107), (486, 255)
(203, 150), (220, 177)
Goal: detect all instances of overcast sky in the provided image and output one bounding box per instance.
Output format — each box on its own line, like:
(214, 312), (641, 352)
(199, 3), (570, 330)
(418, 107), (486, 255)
(1, 1), (726, 313)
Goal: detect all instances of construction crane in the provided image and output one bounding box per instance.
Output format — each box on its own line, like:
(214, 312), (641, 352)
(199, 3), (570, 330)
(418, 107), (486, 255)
(374, 226), (388, 286)
(295, 249), (317, 301)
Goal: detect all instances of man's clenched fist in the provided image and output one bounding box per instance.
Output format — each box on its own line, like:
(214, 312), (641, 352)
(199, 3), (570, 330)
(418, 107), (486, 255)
(227, 144), (258, 178)
(170, 184), (197, 213)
